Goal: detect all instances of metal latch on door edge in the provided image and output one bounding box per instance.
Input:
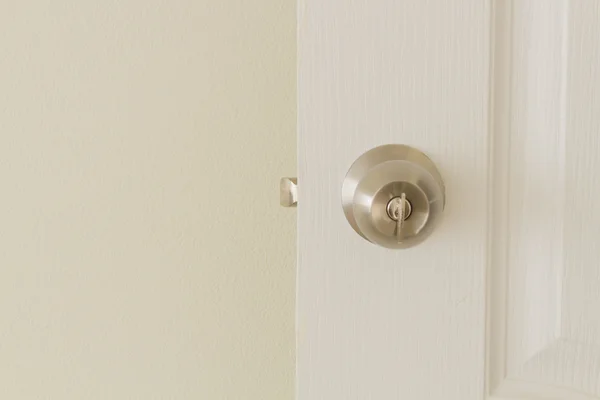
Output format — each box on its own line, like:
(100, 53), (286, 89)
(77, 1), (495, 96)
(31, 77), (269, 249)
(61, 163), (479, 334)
(280, 178), (297, 207)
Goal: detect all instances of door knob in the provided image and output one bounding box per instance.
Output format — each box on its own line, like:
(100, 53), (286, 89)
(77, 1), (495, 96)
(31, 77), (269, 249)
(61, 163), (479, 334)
(342, 144), (445, 249)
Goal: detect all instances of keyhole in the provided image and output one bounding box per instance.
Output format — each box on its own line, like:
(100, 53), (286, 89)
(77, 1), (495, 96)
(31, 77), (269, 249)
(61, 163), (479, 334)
(386, 195), (412, 221)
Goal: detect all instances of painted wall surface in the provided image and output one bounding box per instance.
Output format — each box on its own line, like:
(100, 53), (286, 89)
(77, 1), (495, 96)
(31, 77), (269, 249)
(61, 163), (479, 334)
(0, 1), (296, 398)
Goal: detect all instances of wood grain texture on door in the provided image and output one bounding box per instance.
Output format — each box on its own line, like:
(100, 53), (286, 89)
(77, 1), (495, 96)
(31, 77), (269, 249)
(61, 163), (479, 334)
(298, 0), (600, 399)
(489, 1), (600, 399)
(298, 1), (491, 399)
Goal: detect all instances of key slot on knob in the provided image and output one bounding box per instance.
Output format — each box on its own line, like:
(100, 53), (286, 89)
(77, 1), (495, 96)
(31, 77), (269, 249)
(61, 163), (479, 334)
(386, 194), (412, 221)
(387, 193), (412, 242)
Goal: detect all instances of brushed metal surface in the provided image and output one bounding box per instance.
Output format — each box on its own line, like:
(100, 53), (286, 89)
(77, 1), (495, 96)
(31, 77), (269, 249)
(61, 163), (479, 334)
(341, 144), (445, 249)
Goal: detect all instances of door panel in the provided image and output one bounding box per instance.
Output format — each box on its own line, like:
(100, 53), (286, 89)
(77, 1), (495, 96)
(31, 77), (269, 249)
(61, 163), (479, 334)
(490, 1), (600, 398)
(299, 0), (600, 399)
(298, 1), (491, 399)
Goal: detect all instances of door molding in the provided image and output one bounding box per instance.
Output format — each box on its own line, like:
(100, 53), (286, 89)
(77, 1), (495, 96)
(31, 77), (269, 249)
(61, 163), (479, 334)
(489, 1), (600, 398)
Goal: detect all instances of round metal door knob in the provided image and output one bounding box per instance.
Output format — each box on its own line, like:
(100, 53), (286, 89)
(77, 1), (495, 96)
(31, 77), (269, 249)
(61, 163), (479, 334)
(342, 144), (445, 249)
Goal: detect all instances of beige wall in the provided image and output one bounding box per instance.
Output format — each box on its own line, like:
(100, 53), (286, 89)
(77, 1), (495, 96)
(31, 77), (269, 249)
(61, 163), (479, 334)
(0, 1), (295, 398)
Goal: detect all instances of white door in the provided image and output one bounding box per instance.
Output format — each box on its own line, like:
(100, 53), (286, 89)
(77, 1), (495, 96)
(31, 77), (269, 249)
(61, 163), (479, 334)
(297, 1), (600, 399)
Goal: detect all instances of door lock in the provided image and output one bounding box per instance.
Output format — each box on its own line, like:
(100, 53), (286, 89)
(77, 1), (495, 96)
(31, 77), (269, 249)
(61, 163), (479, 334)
(341, 144), (445, 249)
